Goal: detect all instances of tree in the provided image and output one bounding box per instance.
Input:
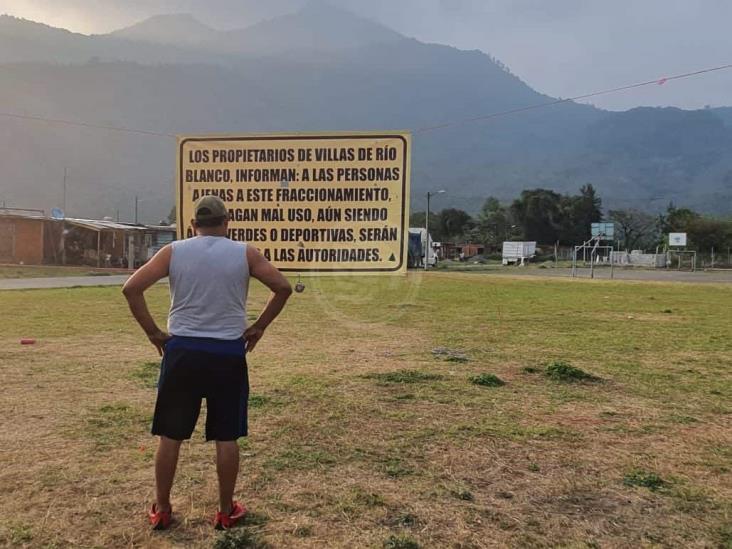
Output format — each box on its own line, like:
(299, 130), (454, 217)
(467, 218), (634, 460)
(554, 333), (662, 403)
(607, 209), (660, 251)
(559, 184), (603, 244)
(477, 197), (511, 248)
(510, 189), (563, 244)
(659, 203), (700, 234)
(686, 217), (732, 252)
(477, 196), (508, 247)
(437, 208), (473, 241)
(409, 211), (442, 241)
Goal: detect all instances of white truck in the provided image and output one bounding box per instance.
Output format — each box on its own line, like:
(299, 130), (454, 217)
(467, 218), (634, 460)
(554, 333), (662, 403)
(502, 241), (536, 266)
(409, 228), (437, 267)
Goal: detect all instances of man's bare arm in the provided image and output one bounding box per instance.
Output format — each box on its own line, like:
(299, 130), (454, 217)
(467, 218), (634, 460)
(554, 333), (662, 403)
(122, 245), (172, 355)
(243, 245), (292, 351)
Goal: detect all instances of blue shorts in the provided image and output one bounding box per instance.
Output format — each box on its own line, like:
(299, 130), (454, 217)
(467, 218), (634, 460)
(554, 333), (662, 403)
(151, 336), (249, 441)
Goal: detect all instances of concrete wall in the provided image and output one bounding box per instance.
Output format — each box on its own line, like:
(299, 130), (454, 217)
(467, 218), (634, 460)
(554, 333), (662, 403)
(0, 216), (45, 265)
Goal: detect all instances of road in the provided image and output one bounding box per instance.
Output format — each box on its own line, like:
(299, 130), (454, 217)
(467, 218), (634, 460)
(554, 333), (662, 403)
(482, 267), (732, 283)
(1, 269), (730, 290)
(0, 275), (131, 290)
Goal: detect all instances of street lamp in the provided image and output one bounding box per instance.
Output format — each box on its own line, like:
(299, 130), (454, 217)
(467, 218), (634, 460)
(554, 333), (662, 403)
(425, 190), (446, 270)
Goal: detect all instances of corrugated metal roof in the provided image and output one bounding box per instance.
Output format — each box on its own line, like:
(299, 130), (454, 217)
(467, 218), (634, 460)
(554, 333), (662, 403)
(1, 212), (177, 233)
(65, 218), (147, 231)
(0, 209), (49, 221)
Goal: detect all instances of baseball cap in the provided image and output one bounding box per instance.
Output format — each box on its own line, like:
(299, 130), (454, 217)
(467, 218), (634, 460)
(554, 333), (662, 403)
(194, 195), (228, 221)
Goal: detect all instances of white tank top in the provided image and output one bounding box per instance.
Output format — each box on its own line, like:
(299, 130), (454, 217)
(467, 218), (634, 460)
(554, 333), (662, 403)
(167, 236), (249, 340)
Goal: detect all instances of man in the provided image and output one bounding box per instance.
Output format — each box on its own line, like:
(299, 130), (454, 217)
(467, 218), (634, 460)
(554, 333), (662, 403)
(122, 195), (292, 530)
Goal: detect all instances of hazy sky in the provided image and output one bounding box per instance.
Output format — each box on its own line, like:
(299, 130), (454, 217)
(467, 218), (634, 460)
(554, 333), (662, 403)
(1, 0), (730, 110)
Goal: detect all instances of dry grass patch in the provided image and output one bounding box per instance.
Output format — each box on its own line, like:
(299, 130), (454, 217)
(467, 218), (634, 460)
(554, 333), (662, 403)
(0, 275), (730, 547)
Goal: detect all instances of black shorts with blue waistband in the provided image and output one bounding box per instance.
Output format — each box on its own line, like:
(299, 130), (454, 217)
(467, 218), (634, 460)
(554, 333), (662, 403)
(151, 336), (249, 441)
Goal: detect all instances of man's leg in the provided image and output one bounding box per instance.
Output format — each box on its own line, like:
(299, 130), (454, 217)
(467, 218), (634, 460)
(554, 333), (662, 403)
(155, 436), (182, 512)
(215, 441), (239, 514)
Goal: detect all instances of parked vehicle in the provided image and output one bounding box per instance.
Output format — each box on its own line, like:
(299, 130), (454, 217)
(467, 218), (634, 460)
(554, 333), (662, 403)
(502, 241), (536, 265)
(408, 228), (437, 267)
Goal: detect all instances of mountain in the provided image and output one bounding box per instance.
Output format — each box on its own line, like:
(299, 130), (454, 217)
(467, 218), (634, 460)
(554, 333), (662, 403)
(210, 1), (404, 56)
(0, 15), (93, 63)
(108, 13), (218, 45)
(0, 14), (235, 65)
(0, 4), (730, 222)
(714, 107), (732, 127)
(0, 2), (404, 63)
(107, 2), (403, 56)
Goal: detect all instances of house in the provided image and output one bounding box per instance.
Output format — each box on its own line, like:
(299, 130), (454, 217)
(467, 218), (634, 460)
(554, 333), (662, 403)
(62, 218), (145, 267)
(0, 208), (177, 267)
(458, 243), (485, 259)
(0, 209), (61, 265)
(438, 242), (485, 261)
(143, 224), (176, 260)
(62, 219), (175, 267)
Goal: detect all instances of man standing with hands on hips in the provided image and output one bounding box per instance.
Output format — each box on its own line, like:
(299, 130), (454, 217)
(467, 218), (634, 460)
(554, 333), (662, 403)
(122, 195), (292, 530)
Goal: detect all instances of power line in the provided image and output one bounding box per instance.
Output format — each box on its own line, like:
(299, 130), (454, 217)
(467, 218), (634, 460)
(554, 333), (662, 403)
(414, 63), (732, 134)
(0, 110), (176, 138)
(0, 63), (729, 139)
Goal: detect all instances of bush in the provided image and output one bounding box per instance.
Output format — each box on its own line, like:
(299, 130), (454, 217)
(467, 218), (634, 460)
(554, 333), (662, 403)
(545, 361), (598, 382)
(364, 370), (444, 384)
(469, 373), (505, 387)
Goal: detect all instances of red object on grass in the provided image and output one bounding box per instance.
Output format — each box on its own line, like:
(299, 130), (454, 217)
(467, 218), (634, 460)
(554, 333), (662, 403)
(20, 339), (36, 345)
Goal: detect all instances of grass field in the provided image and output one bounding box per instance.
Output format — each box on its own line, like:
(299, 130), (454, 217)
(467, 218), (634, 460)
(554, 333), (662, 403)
(1, 273), (730, 548)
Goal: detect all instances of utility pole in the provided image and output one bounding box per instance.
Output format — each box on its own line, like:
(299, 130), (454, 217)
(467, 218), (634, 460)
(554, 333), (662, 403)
(425, 194), (430, 271)
(425, 190), (445, 270)
(134, 195), (139, 225)
(62, 167), (67, 213)
(60, 167), (67, 266)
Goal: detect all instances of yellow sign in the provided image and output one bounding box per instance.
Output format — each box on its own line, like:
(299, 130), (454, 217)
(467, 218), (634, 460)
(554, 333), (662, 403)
(176, 132), (411, 274)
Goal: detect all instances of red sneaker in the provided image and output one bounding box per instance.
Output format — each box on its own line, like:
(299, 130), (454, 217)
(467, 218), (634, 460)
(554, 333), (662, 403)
(149, 504), (172, 530)
(214, 501), (247, 530)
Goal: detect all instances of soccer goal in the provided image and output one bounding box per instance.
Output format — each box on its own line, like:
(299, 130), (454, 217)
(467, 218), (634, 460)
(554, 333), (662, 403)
(572, 236), (615, 279)
(666, 250), (697, 272)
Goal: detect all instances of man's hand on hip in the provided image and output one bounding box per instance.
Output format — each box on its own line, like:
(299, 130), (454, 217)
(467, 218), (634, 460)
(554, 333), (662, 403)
(148, 330), (172, 356)
(243, 325), (264, 352)
(245, 245), (293, 353)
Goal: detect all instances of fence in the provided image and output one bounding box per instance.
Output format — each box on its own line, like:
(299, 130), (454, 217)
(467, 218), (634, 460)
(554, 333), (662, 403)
(610, 251), (666, 268)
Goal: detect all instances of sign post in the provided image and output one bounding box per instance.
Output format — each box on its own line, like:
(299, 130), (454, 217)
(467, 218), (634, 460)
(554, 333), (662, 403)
(177, 132), (411, 274)
(668, 232), (693, 271)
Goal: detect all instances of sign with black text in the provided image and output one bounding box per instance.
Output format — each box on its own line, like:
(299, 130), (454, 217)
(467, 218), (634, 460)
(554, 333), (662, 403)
(177, 132), (411, 273)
